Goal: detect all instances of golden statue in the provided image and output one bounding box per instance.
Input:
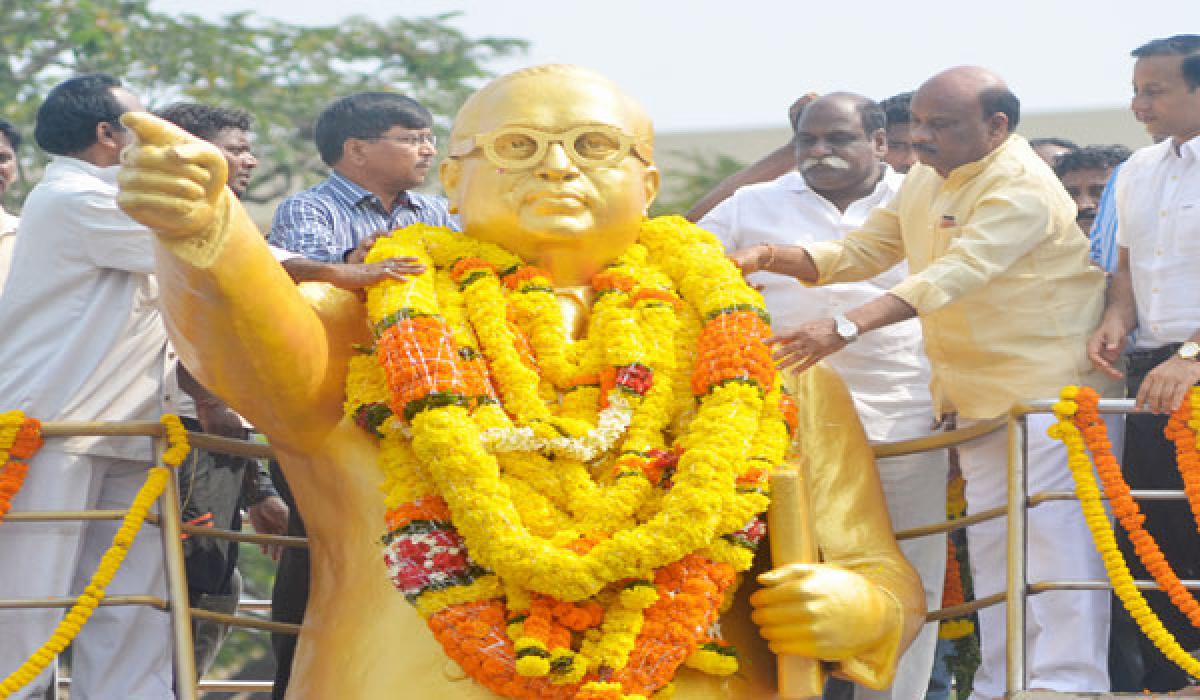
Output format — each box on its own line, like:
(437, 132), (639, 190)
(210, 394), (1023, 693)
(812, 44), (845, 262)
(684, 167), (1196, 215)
(116, 65), (923, 699)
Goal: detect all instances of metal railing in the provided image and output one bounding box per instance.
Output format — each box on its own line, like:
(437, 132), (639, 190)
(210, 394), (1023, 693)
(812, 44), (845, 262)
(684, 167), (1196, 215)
(2, 402), (1188, 697)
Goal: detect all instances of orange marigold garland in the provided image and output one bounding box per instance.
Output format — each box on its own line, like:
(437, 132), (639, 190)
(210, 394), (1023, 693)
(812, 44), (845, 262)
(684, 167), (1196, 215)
(0, 411), (42, 524)
(1071, 386), (1200, 628)
(351, 218), (789, 699)
(1166, 387), (1200, 539)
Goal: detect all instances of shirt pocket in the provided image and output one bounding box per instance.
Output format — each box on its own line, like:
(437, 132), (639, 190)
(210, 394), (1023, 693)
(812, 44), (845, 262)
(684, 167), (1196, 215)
(1173, 203), (1200, 256)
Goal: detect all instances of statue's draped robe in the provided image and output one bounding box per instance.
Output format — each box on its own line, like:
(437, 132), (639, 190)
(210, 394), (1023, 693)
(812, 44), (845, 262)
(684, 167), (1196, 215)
(154, 199), (924, 698)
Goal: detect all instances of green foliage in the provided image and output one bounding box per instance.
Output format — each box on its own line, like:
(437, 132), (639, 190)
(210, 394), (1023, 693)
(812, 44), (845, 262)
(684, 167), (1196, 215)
(0, 1), (527, 204)
(649, 149), (746, 218)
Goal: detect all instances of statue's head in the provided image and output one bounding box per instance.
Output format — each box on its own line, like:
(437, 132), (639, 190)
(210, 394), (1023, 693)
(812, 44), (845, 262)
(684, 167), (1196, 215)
(441, 65), (660, 285)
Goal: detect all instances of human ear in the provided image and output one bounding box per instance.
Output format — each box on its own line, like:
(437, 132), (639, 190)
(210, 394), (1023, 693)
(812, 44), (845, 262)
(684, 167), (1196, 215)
(870, 128), (888, 158)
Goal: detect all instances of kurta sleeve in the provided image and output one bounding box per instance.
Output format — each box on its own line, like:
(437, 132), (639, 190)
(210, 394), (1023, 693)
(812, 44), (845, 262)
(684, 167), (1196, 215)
(785, 363), (926, 689)
(806, 198), (907, 287)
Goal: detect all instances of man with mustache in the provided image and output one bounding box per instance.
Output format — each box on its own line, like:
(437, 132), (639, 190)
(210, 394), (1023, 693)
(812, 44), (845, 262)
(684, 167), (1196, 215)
(731, 67), (1119, 699)
(265, 90), (454, 699)
(1053, 145), (1130, 239)
(702, 92), (945, 700)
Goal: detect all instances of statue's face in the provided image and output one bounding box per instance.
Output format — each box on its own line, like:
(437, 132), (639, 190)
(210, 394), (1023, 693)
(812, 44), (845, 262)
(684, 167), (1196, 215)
(442, 70), (660, 285)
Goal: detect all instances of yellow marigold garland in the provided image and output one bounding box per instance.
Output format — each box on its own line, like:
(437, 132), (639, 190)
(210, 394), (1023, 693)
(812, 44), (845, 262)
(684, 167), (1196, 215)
(350, 217), (785, 698)
(1048, 387), (1200, 679)
(0, 414), (189, 699)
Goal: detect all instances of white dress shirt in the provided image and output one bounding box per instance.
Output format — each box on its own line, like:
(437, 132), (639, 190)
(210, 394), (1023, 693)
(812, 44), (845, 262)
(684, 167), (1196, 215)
(0, 208), (18, 293)
(0, 156), (183, 460)
(1116, 134), (1200, 349)
(700, 168), (935, 441)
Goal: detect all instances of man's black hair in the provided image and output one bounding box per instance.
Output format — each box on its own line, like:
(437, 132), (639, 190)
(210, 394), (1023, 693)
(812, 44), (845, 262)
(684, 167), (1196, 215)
(1054, 144), (1133, 178)
(1132, 35), (1200, 90)
(314, 92), (432, 167)
(880, 92), (913, 126)
(792, 93), (886, 136)
(157, 102), (253, 141)
(980, 87), (1020, 132)
(1029, 137), (1079, 151)
(33, 74), (127, 156)
(0, 119), (20, 151)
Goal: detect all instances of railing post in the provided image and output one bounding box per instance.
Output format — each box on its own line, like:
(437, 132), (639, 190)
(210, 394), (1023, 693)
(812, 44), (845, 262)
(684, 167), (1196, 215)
(1006, 411), (1028, 696)
(155, 435), (198, 700)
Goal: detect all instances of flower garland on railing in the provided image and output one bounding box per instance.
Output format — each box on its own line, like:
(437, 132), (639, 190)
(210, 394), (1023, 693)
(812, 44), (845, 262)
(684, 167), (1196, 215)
(0, 414), (190, 699)
(1165, 387), (1200, 538)
(1048, 386), (1200, 679)
(346, 217), (790, 699)
(0, 411), (42, 524)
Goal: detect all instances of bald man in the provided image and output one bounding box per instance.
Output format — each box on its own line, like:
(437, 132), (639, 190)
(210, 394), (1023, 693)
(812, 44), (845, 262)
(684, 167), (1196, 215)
(731, 67), (1119, 698)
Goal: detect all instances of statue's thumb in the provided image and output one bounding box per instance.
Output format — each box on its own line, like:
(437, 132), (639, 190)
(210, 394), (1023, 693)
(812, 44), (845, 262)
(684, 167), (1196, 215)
(121, 111), (193, 147)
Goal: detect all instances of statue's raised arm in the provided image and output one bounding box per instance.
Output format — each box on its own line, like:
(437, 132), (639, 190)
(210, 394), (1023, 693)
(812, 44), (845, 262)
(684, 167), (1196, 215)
(117, 113), (353, 450)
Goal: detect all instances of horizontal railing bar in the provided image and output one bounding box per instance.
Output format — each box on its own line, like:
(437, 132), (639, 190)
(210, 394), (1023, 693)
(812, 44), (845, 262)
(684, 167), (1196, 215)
(926, 592), (1007, 621)
(0, 594), (167, 611)
(190, 607), (300, 635)
(1030, 579), (1200, 593)
(180, 523), (308, 549)
(1015, 399), (1149, 416)
(895, 505), (1006, 540)
(37, 421), (276, 459)
(1030, 489), (1185, 505)
(871, 419), (1005, 458)
(4, 509), (138, 523)
(58, 678), (275, 693)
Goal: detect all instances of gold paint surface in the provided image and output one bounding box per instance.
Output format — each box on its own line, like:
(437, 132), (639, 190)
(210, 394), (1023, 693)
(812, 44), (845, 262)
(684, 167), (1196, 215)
(116, 66), (922, 699)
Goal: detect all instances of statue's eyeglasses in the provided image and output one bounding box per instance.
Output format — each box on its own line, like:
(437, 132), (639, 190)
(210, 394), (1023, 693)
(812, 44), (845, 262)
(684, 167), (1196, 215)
(449, 124), (652, 170)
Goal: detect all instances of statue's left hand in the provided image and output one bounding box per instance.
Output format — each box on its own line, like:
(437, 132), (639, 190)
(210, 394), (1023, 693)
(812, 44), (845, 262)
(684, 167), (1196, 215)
(117, 112), (230, 238)
(749, 563), (896, 660)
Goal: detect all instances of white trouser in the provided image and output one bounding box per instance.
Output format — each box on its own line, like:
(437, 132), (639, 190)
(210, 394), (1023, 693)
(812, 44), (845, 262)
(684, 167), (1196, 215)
(854, 449), (949, 700)
(959, 413), (1114, 700)
(0, 449), (174, 700)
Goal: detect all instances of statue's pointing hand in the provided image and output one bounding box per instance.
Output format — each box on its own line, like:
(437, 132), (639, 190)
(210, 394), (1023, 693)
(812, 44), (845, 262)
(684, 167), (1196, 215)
(117, 111), (229, 238)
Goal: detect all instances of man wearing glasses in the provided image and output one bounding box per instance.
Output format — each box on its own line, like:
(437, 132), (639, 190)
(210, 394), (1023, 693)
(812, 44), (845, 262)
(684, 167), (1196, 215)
(265, 90), (456, 699)
(268, 91), (458, 265)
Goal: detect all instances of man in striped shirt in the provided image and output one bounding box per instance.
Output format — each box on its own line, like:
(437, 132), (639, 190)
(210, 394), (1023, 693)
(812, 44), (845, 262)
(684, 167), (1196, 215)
(265, 91), (457, 699)
(268, 92), (459, 263)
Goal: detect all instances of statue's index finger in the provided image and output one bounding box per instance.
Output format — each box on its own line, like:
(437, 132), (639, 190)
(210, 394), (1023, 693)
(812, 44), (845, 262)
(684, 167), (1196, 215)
(120, 111), (197, 148)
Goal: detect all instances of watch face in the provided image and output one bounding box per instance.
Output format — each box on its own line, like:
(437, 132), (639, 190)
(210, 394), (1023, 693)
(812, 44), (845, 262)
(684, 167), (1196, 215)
(1181, 342), (1200, 360)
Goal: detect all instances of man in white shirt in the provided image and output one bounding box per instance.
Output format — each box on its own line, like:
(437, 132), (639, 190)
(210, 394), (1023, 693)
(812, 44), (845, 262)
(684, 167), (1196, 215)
(701, 92), (947, 700)
(0, 119), (22, 292)
(0, 75), (177, 699)
(1088, 34), (1200, 694)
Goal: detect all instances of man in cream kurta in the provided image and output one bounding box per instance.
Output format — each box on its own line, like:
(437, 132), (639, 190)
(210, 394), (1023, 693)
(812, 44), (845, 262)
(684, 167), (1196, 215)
(731, 68), (1119, 699)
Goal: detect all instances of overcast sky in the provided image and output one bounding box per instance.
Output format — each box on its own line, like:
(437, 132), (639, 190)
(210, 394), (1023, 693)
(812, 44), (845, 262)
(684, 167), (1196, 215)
(151, 0), (1184, 132)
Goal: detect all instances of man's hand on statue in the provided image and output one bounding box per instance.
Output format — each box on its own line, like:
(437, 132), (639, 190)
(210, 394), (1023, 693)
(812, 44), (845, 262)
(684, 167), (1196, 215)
(248, 495), (290, 560)
(1086, 318), (1128, 380)
(749, 563), (895, 660)
(768, 319), (847, 373)
(728, 244), (773, 276)
(344, 233), (388, 265)
(1135, 356), (1200, 414)
(116, 112), (230, 238)
(324, 258), (427, 290)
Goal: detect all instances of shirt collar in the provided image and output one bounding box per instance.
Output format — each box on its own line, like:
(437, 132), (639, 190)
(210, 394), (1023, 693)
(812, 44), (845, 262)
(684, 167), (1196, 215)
(943, 134), (1015, 187)
(49, 154), (121, 185)
(782, 164), (900, 204)
(326, 170), (420, 212)
(1170, 132), (1200, 161)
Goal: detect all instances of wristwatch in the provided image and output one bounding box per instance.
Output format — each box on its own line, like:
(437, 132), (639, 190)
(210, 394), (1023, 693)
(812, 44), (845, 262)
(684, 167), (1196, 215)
(1179, 341), (1200, 361)
(832, 312), (860, 343)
